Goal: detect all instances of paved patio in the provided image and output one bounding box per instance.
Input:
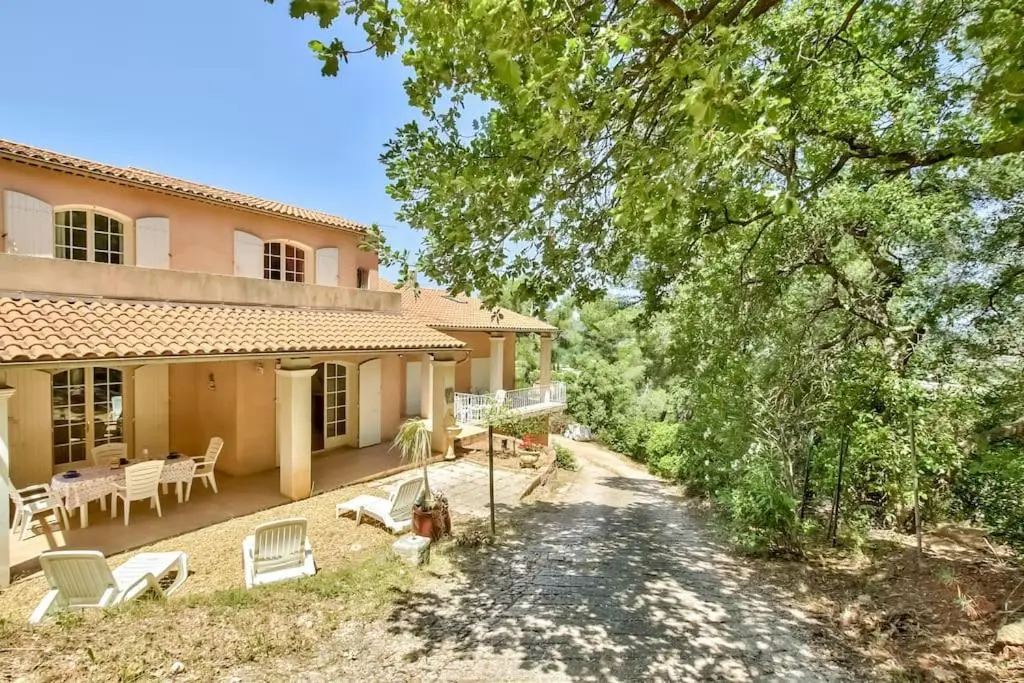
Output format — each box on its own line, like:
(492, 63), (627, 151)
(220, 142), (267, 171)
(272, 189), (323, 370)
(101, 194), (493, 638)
(373, 459), (538, 517)
(6, 443), (408, 580)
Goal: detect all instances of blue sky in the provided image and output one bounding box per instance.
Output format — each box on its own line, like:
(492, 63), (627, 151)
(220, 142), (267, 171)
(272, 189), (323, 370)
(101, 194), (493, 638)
(0, 0), (426, 282)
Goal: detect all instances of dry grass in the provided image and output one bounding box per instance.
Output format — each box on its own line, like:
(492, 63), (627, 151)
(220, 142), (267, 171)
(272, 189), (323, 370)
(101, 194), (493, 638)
(760, 526), (1024, 682)
(0, 479), (467, 681)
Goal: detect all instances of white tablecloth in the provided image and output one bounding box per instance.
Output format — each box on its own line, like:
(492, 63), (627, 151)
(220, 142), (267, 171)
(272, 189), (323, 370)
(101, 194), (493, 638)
(52, 458), (196, 510)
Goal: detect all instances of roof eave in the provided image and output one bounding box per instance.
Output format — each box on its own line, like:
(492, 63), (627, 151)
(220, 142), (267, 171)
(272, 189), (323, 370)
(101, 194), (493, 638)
(0, 151), (367, 236)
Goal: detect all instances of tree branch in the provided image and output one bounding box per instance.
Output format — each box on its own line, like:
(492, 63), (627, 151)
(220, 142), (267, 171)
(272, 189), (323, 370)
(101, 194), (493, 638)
(827, 130), (1024, 173)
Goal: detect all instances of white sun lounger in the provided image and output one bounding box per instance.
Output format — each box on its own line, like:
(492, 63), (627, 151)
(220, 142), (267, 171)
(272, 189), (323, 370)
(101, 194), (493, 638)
(30, 550), (189, 624)
(335, 477), (422, 534)
(242, 517), (317, 589)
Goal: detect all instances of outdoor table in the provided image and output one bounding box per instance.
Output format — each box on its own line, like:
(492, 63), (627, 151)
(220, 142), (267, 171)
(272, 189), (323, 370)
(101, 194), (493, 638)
(50, 457), (196, 528)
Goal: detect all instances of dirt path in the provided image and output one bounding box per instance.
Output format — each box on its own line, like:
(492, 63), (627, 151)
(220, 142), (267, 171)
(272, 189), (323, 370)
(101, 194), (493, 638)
(229, 440), (855, 682)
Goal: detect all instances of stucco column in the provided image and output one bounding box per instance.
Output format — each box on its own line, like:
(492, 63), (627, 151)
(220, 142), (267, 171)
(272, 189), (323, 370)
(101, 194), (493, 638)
(489, 335), (505, 394)
(275, 367), (317, 500)
(0, 386), (15, 588)
(430, 359), (456, 454)
(539, 334), (553, 398)
(419, 353), (432, 419)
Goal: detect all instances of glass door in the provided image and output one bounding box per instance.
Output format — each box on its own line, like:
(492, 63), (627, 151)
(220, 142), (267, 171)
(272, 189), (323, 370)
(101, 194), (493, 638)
(91, 367), (124, 447)
(51, 367), (124, 469)
(52, 368), (88, 467)
(323, 363), (348, 450)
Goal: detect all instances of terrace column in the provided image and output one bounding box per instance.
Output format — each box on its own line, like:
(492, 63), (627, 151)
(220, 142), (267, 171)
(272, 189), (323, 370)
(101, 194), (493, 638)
(430, 358), (456, 454)
(0, 385), (15, 588)
(539, 334), (553, 399)
(489, 334), (505, 393)
(419, 353), (432, 419)
(275, 366), (317, 500)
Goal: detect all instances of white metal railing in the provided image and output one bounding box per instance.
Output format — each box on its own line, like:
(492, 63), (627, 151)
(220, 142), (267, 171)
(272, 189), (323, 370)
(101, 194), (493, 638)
(454, 381), (567, 425)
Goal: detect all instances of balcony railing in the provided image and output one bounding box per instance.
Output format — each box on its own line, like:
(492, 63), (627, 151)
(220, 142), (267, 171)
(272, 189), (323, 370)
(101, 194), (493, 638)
(454, 382), (567, 425)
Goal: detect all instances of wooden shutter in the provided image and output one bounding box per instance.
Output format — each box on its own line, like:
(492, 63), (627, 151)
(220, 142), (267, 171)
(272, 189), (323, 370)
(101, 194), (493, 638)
(1, 368), (52, 487)
(233, 229), (263, 278)
(135, 217), (170, 269)
(358, 359), (382, 447)
(133, 365), (169, 457)
(315, 247), (339, 286)
(3, 190), (53, 257)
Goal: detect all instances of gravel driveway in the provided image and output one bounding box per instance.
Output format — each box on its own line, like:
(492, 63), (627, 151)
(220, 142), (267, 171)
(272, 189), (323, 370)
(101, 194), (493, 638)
(229, 439), (854, 682)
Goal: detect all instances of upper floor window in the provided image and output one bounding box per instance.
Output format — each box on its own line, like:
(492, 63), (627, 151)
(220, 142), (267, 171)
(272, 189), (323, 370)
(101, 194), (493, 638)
(54, 209), (124, 264)
(356, 267), (369, 289)
(263, 241), (305, 282)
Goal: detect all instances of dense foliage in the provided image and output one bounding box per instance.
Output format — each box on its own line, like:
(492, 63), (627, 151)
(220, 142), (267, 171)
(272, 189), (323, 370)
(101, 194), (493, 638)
(276, 0), (1024, 552)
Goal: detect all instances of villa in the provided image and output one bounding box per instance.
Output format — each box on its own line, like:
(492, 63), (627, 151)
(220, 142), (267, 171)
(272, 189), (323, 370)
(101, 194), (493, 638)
(0, 138), (563, 587)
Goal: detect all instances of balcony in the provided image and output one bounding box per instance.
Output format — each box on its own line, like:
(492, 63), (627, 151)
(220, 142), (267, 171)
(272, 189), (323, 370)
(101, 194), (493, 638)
(0, 254), (398, 314)
(455, 382), (567, 425)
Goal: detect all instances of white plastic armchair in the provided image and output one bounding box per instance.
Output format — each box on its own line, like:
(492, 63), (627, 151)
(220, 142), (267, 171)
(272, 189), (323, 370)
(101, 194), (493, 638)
(110, 460), (165, 526)
(186, 437), (223, 500)
(335, 477), (422, 534)
(29, 550), (189, 625)
(10, 482), (69, 541)
(91, 442), (126, 467)
(242, 517), (316, 588)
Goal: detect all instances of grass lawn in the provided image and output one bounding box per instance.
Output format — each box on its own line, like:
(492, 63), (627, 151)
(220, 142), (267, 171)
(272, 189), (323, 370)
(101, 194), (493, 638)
(0, 480), (460, 681)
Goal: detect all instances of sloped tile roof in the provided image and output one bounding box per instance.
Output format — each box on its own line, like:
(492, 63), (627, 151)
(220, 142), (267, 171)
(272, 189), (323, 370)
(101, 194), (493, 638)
(0, 138), (365, 234)
(0, 296), (463, 363)
(380, 280), (557, 333)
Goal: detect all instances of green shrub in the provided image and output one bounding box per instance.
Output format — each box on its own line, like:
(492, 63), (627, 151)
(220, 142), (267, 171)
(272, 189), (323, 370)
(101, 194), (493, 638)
(554, 444), (579, 471)
(598, 415), (651, 462)
(717, 444), (800, 555)
(953, 444), (1024, 551)
(644, 422), (682, 475)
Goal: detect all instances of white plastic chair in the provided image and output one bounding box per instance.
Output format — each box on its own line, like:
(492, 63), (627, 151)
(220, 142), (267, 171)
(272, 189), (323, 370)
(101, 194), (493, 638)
(110, 460), (165, 526)
(185, 437), (223, 500)
(30, 550), (188, 625)
(335, 477), (422, 534)
(241, 518), (316, 589)
(10, 483), (69, 541)
(91, 442), (126, 467)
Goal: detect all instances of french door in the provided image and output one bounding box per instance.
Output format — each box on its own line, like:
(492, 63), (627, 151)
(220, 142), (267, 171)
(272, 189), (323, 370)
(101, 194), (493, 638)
(51, 367), (124, 468)
(322, 362), (348, 450)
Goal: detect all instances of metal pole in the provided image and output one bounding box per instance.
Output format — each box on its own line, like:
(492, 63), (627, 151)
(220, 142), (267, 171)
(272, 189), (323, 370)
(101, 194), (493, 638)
(799, 433), (815, 522)
(909, 408), (922, 563)
(829, 430), (848, 547)
(488, 424), (496, 535)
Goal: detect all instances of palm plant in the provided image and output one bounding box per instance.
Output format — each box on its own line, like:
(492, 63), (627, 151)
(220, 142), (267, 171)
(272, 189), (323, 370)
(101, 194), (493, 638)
(392, 418), (434, 509)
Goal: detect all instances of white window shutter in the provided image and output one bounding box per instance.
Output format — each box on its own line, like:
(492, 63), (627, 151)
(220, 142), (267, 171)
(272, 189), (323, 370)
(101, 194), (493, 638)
(3, 190), (53, 257)
(315, 247), (339, 286)
(233, 229), (263, 278)
(135, 217), (170, 268)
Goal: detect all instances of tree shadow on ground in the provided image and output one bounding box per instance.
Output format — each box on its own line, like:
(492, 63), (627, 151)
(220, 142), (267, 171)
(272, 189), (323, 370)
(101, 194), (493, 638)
(384, 470), (854, 681)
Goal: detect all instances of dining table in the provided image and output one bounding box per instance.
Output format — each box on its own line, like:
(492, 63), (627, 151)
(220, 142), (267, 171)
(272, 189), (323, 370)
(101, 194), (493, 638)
(50, 456), (196, 528)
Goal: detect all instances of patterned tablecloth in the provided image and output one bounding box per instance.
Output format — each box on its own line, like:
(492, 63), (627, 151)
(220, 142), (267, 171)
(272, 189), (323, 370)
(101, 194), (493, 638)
(51, 458), (196, 510)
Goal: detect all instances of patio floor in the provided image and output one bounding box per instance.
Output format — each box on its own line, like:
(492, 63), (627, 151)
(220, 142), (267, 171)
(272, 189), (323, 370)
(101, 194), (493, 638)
(6, 443), (408, 581)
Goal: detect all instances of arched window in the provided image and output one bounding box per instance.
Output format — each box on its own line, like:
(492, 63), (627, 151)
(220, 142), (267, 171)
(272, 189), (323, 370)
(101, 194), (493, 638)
(263, 240), (306, 282)
(54, 208), (127, 264)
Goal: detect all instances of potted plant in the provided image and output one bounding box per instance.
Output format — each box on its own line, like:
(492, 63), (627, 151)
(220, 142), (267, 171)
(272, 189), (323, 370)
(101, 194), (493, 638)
(393, 418), (445, 539)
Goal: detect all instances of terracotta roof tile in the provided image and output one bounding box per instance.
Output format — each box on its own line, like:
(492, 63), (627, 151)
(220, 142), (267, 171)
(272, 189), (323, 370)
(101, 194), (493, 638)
(0, 296), (463, 363)
(0, 138), (365, 234)
(380, 280), (557, 333)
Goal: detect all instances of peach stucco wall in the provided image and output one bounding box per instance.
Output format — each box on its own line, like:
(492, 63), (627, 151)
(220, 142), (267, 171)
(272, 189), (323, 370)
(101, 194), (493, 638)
(168, 354), (400, 479)
(0, 160), (378, 286)
(396, 331), (518, 399)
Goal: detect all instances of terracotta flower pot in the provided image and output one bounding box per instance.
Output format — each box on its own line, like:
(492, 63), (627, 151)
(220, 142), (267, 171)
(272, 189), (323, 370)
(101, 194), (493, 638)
(412, 506), (435, 539)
